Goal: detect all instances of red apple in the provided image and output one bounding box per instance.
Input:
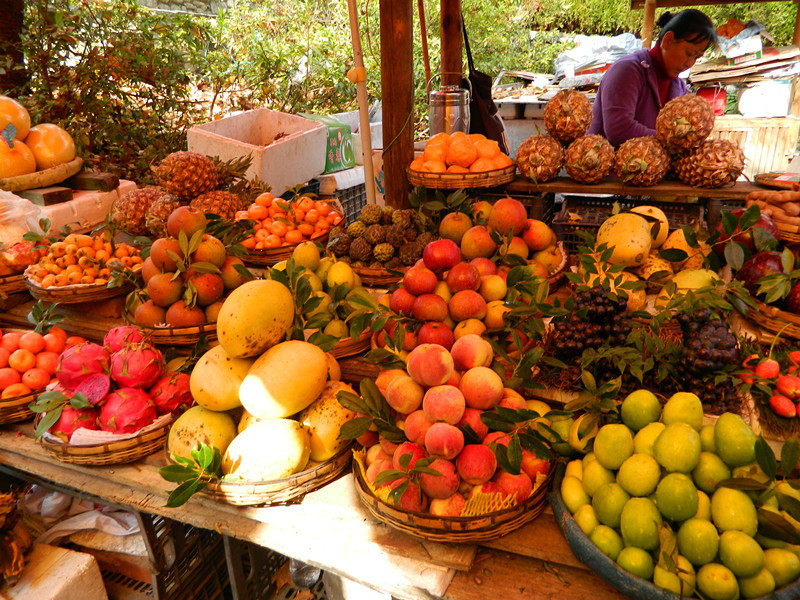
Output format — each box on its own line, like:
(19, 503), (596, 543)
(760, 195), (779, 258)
(412, 294), (449, 322)
(417, 321), (455, 350)
(445, 261), (481, 293)
(423, 239), (461, 273)
(403, 265), (438, 296)
(390, 287), (417, 316)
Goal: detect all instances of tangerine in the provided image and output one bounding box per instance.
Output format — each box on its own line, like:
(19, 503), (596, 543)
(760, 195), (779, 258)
(18, 332), (45, 354)
(0, 332), (21, 353)
(0, 367), (21, 389)
(8, 348), (35, 373)
(446, 138), (477, 168)
(248, 204), (268, 220)
(22, 367), (50, 390)
(0, 348), (8, 368)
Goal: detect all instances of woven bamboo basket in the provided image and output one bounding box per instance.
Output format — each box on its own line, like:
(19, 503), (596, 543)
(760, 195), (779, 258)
(746, 300), (800, 341)
(0, 273), (27, 295)
(24, 276), (135, 304)
(122, 308), (217, 346)
(407, 164), (515, 190)
(0, 388), (41, 425)
(329, 329), (372, 359)
(775, 220), (800, 243)
(199, 444), (353, 506)
(352, 264), (406, 287)
(545, 242), (569, 289)
(36, 416), (173, 465)
(353, 454), (556, 543)
(754, 172), (800, 191)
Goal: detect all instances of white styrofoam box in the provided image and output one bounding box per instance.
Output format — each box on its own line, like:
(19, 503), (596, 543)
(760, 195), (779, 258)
(317, 166), (365, 195)
(6, 543), (108, 600)
(42, 180), (136, 235)
(187, 109), (327, 197)
(738, 79), (793, 118)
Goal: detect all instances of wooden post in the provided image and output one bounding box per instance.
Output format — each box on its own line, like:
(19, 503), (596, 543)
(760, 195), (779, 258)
(641, 0), (657, 48)
(440, 1), (462, 86)
(793, 0), (800, 47)
(379, 0), (414, 209)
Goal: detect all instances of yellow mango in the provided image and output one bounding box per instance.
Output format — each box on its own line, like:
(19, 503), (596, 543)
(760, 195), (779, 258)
(222, 418), (311, 481)
(190, 344), (254, 411)
(168, 405), (237, 461)
(298, 381), (357, 462)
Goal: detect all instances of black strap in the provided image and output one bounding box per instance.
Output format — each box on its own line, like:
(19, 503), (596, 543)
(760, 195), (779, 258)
(461, 15), (475, 73)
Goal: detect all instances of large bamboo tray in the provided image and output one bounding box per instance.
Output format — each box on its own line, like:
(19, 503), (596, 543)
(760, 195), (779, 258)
(407, 164), (515, 190)
(122, 308), (217, 346)
(0, 157), (84, 192)
(774, 220), (800, 243)
(353, 454), (556, 543)
(199, 444), (353, 506)
(746, 300), (800, 341)
(0, 273), (27, 296)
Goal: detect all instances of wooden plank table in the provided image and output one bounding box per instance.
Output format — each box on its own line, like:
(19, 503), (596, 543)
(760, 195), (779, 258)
(0, 424), (626, 600)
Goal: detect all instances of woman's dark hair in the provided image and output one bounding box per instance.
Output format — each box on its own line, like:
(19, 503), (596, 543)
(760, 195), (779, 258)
(657, 9), (716, 46)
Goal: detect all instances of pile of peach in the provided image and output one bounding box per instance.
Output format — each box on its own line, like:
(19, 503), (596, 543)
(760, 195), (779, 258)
(357, 339), (550, 516)
(0, 327), (84, 400)
(236, 193), (344, 251)
(409, 132), (514, 174)
(25, 234), (142, 288)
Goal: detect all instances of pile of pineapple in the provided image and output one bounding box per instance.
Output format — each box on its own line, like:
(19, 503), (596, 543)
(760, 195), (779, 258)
(516, 90), (744, 189)
(326, 204), (435, 270)
(111, 151), (265, 237)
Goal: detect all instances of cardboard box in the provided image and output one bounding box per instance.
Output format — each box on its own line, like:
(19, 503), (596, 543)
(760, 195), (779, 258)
(187, 109), (327, 196)
(300, 113), (356, 174)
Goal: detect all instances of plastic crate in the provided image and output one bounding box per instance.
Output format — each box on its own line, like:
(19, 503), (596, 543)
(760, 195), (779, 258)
(322, 183), (367, 224)
(552, 195), (705, 255)
(280, 178), (321, 201)
(469, 189), (556, 224)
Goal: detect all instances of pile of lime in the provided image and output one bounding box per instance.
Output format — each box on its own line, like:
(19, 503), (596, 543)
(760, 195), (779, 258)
(560, 389), (800, 599)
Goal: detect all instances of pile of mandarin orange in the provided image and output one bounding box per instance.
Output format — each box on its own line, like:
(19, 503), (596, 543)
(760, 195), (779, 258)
(24, 233), (142, 288)
(236, 192), (344, 250)
(409, 132), (514, 174)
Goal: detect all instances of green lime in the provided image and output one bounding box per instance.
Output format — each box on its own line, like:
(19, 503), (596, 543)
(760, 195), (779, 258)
(592, 482), (630, 528)
(763, 548), (800, 587)
(589, 524), (624, 561)
(582, 459), (615, 497)
(711, 486), (758, 537)
(616, 453), (661, 497)
(738, 567), (776, 599)
(696, 563), (739, 600)
(700, 425), (716, 452)
(719, 530), (764, 577)
(616, 546), (654, 580)
(593, 423), (634, 470)
(714, 412), (756, 468)
(560, 475), (590, 514)
(662, 391), (704, 430)
(654, 422), (701, 473)
(572, 503), (599, 536)
(678, 518), (720, 567)
(620, 389), (662, 431)
(695, 490), (711, 521)
(692, 451), (732, 494)
(656, 472), (699, 522)
(620, 497), (662, 551)
(633, 422), (665, 457)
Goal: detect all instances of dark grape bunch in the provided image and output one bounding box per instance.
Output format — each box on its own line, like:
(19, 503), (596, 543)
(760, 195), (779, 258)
(551, 287), (632, 360)
(674, 309), (741, 414)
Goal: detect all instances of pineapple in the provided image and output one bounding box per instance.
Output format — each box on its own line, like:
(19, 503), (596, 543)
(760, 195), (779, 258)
(614, 137), (670, 187)
(152, 151), (220, 201)
(516, 135), (565, 183)
(673, 139), (745, 188)
(543, 90), (593, 144)
(564, 134), (615, 184)
(111, 187), (172, 236)
(190, 190), (245, 220)
(145, 194), (184, 237)
(655, 94), (715, 153)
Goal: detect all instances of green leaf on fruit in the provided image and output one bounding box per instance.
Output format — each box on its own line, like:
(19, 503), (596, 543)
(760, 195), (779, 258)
(738, 204), (761, 232)
(336, 391), (369, 415)
(717, 477), (770, 491)
(337, 416), (372, 440)
(756, 436), (778, 480)
(781, 440), (799, 478)
(724, 241), (747, 271)
(757, 507), (800, 544)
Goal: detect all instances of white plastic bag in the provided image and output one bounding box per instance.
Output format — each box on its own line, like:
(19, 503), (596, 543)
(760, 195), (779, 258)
(0, 190), (46, 249)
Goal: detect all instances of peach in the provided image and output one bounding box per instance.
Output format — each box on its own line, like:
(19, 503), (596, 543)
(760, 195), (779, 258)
(150, 237), (182, 271)
(389, 287), (417, 316)
(429, 492), (466, 517)
(404, 409), (435, 445)
(385, 375), (425, 414)
(499, 236), (529, 260)
(522, 218), (556, 252)
(412, 293), (449, 322)
(366, 458), (393, 486)
(521, 449), (551, 481)
(460, 225), (498, 261)
(406, 344), (455, 387)
(141, 256), (162, 284)
(454, 318), (487, 340)
(458, 407), (489, 441)
(424, 422), (465, 459)
(479, 275), (507, 303)
(498, 388), (527, 410)
(438, 212), (473, 245)
(483, 299), (510, 329)
(416, 322), (454, 350)
(375, 368), (408, 396)
(451, 334), (494, 371)
(366, 443), (391, 467)
(219, 256), (249, 290)
(472, 200), (493, 223)
(433, 280), (452, 304)
(167, 206), (207, 238)
(444, 369), (461, 387)
(493, 470), (533, 503)
(445, 262), (481, 293)
(389, 478), (428, 512)
(422, 239), (461, 273)
(191, 233), (227, 268)
(448, 290), (487, 322)
(403, 265), (438, 296)
(379, 436), (399, 456)
(483, 431), (511, 448)
(459, 366), (504, 410)
(392, 441), (428, 471)
(418, 458), (460, 499)
(456, 444), (498, 485)
(470, 257), (497, 276)
(380, 323), (418, 352)
(524, 260), (549, 278)
(422, 385), (466, 425)
(357, 429), (379, 448)
(467, 481), (505, 502)
(488, 197), (527, 236)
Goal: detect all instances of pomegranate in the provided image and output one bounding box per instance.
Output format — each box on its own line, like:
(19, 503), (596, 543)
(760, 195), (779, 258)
(73, 373), (112, 406)
(148, 372), (193, 415)
(98, 388), (157, 433)
(109, 342), (164, 389)
(55, 342), (110, 392)
(734, 251), (785, 298)
(51, 405), (99, 442)
(103, 325), (145, 354)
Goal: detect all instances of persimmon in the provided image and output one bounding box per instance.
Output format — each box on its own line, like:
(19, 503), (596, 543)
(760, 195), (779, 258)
(8, 349), (35, 373)
(18, 332), (45, 354)
(2, 383), (30, 399)
(22, 367), (50, 390)
(0, 367), (21, 389)
(0, 348), (9, 368)
(0, 95), (31, 140)
(0, 332), (21, 353)
(24, 123), (76, 170)
(0, 137), (36, 179)
(42, 333), (65, 354)
(36, 351), (60, 375)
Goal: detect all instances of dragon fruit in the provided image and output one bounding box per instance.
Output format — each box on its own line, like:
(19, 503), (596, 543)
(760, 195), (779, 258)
(109, 342), (164, 389)
(55, 342), (110, 392)
(103, 325), (146, 354)
(148, 372), (193, 415)
(73, 373), (112, 406)
(98, 388), (158, 434)
(51, 405), (99, 442)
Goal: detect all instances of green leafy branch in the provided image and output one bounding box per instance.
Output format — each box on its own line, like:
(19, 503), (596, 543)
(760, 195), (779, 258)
(372, 454), (441, 506)
(336, 379), (404, 443)
(26, 300), (65, 334)
(158, 443), (224, 508)
(480, 406), (554, 474)
(29, 391), (91, 440)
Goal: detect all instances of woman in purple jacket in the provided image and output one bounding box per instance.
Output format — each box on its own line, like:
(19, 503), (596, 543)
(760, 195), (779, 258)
(587, 9), (716, 147)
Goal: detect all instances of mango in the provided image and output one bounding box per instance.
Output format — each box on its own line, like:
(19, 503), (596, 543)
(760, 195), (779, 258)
(239, 340), (328, 419)
(237, 409), (261, 434)
(167, 405), (237, 461)
(596, 213), (651, 267)
(299, 381), (357, 462)
(190, 345), (254, 411)
(661, 228), (711, 271)
(217, 279), (294, 358)
(222, 418), (311, 481)
(630, 205), (669, 248)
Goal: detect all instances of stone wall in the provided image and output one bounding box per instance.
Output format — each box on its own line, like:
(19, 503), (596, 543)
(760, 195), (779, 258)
(137, 0), (232, 16)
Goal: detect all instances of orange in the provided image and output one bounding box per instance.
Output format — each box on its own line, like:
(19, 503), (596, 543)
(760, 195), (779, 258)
(0, 95), (31, 140)
(475, 139), (501, 159)
(449, 131), (468, 143)
(235, 210), (249, 221)
(270, 221), (288, 237)
(330, 213), (343, 226)
(409, 157), (424, 171)
(445, 138), (477, 168)
(469, 157), (496, 173)
(315, 200), (332, 216)
(493, 154), (514, 169)
(23, 123), (76, 170)
(285, 229), (303, 244)
(42, 333), (64, 354)
(0, 138), (36, 178)
(298, 223), (314, 237)
(0, 367), (20, 390)
(304, 208), (319, 224)
(264, 235), (281, 248)
(293, 208), (305, 223)
(241, 237), (256, 249)
(248, 204), (268, 220)
(422, 143), (447, 163)
(255, 192), (274, 207)
(422, 159), (447, 173)
(18, 332), (45, 354)
(298, 197), (315, 213)
(446, 165), (470, 173)
(0, 332), (21, 353)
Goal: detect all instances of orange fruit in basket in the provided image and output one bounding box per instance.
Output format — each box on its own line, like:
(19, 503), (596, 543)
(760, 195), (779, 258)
(493, 154), (513, 169)
(18, 332), (45, 354)
(409, 157), (424, 172)
(0, 348), (8, 369)
(2, 382), (30, 399)
(315, 200), (332, 216)
(446, 165), (470, 174)
(422, 159), (447, 173)
(255, 192), (274, 207)
(24, 123), (76, 170)
(0, 367), (21, 389)
(469, 133), (487, 143)
(446, 138), (477, 168)
(22, 367), (50, 391)
(285, 230), (303, 244)
(0, 95), (31, 140)
(475, 139), (501, 159)
(469, 157), (496, 173)
(428, 132), (450, 147)
(248, 204), (268, 220)
(423, 143), (447, 163)
(0, 137), (36, 178)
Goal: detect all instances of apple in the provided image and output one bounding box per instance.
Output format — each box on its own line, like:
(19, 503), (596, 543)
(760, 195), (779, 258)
(412, 294), (449, 322)
(470, 257), (497, 276)
(417, 321), (455, 350)
(423, 239), (461, 273)
(389, 287), (417, 316)
(445, 261), (481, 293)
(522, 218), (556, 252)
(403, 265), (438, 295)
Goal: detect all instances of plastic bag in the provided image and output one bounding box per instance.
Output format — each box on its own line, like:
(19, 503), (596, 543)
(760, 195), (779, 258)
(717, 21), (767, 60)
(553, 33), (641, 81)
(0, 190), (45, 249)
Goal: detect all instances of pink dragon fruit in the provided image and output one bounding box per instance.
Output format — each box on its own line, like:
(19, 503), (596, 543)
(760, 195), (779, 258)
(103, 325), (146, 354)
(51, 405), (99, 443)
(109, 342), (164, 389)
(74, 373), (112, 406)
(98, 388), (158, 434)
(148, 372), (193, 416)
(56, 342), (110, 392)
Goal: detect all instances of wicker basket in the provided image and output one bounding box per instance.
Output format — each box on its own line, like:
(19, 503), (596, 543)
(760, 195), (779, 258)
(24, 276), (134, 304)
(746, 300), (800, 341)
(754, 172), (800, 191)
(353, 454), (556, 543)
(36, 416), (173, 465)
(0, 388), (41, 425)
(329, 330), (371, 359)
(407, 165), (515, 190)
(775, 220), (800, 243)
(0, 273), (27, 295)
(352, 264), (406, 287)
(200, 444), (352, 506)
(122, 308), (217, 346)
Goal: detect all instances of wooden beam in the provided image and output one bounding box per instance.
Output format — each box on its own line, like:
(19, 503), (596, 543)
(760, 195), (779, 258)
(379, 0), (414, 209)
(642, 0), (657, 48)
(631, 0), (787, 8)
(440, 1), (462, 86)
